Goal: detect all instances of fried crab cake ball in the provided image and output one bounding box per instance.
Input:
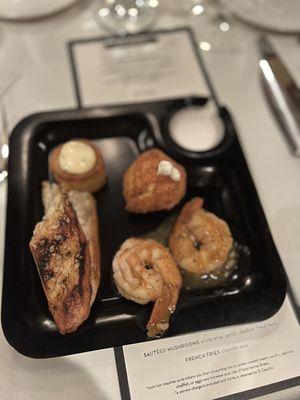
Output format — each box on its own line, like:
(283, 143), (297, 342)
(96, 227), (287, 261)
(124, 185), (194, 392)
(169, 197), (233, 275)
(123, 148), (187, 213)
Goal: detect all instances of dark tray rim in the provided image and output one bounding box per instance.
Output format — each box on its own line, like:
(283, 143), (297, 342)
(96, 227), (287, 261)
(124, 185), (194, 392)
(1, 100), (287, 358)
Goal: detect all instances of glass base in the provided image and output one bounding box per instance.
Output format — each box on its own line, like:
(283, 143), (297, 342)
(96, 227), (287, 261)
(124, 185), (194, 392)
(188, 0), (254, 52)
(95, 0), (159, 35)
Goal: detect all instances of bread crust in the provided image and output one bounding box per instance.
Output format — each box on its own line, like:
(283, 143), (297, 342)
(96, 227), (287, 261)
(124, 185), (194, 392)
(68, 190), (100, 305)
(49, 139), (106, 193)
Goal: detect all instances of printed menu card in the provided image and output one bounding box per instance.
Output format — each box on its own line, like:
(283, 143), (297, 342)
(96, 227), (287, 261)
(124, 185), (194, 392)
(120, 297), (300, 399)
(70, 29), (210, 107)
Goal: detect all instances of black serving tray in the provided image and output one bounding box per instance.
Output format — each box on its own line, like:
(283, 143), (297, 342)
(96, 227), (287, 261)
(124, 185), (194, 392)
(1, 97), (286, 358)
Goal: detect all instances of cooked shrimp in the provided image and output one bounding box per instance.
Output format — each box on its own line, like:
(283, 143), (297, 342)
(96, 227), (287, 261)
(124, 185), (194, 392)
(169, 197), (233, 275)
(113, 238), (182, 338)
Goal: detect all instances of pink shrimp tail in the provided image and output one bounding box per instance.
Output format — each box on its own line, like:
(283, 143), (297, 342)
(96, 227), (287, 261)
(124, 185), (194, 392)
(146, 284), (179, 338)
(178, 197), (204, 223)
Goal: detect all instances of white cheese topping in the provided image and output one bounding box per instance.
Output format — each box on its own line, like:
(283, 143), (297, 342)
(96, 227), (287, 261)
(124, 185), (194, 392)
(157, 160), (181, 182)
(58, 141), (96, 174)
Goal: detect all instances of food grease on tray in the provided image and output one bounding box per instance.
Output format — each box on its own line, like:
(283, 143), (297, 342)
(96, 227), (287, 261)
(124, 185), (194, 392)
(169, 197), (233, 276)
(112, 238), (182, 338)
(182, 243), (239, 291)
(140, 204), (244, 292)
(123, 148), (187, 213)
(49, 139), (107, 193)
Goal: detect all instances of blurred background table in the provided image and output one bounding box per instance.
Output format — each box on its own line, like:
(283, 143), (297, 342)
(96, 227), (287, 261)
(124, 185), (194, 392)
(1, 1), (300, 399)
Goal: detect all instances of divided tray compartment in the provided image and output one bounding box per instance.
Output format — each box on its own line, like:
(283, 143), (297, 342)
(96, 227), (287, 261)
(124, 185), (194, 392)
(1, 97), (286, 358)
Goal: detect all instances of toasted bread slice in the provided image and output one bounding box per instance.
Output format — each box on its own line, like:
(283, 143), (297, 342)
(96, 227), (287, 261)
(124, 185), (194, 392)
(30, 184), (92, 334)
(42, 182), (101, 305)
(68, 190), (100, 305)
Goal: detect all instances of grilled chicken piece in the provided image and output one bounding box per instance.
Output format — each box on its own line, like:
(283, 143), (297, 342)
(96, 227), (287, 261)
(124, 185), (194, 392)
(29, 186), (92, 334)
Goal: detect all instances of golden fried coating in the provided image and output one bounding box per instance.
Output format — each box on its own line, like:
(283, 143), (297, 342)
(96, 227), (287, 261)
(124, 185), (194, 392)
(123, 148), (187, 213)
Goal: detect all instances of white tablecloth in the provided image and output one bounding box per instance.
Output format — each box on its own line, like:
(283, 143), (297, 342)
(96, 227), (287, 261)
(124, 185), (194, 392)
(1, 2), (300, 399)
